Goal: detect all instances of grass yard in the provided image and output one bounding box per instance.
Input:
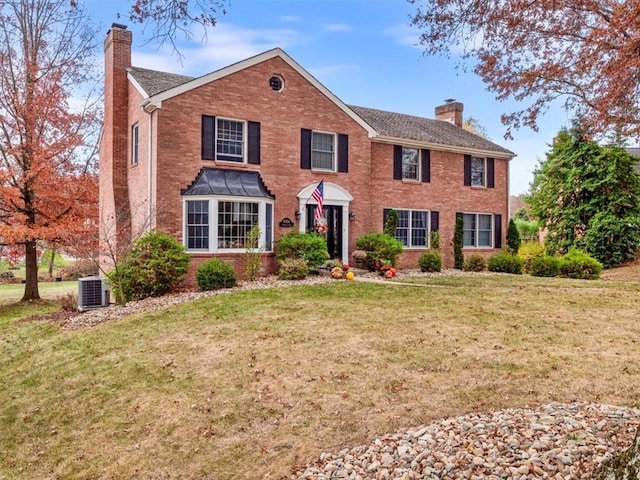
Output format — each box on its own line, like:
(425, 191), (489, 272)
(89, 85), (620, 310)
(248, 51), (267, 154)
(0, 266), (639, 479)
(0, 280), (76, 305)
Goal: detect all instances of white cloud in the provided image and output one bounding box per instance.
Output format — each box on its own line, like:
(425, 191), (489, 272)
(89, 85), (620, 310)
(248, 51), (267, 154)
(131, 22), (303, 76)
(384, 23), (421, 49)
(308, 64), (358, 79)
(322, 23), (353, 33)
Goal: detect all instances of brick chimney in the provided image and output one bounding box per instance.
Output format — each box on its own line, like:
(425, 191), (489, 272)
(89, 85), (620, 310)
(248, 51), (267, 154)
(99, 23), (132, 264)
(435, 100), (463, 127)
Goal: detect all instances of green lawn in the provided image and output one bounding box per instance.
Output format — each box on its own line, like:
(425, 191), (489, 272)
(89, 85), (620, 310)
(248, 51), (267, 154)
(0, 268), (639, 479)
(0, 280), (76, 305)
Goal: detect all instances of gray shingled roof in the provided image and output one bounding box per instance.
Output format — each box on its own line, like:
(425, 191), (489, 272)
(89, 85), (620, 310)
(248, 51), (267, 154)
(349, 105), (513, 156)
(129, 66), (193, 96)
(128, 66), (513, 156)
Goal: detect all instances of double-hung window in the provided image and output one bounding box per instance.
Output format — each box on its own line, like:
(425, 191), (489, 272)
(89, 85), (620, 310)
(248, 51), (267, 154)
(470, 156), (486, 187)
(184, 197), (273, 252)
(391, 209), (429, 248)
(216, 118), (245, 162)
(311, 131), (335, 170)
(402, 147), (420, 181)
(463, 213), (493, 248)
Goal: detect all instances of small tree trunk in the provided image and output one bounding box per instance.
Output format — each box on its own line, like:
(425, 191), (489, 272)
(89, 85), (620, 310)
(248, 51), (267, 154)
(21, 241), (40, 301)
(48, 248), (56, 278)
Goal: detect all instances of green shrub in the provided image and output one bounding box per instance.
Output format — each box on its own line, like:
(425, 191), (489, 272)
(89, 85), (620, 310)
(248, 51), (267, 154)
(463, 254), (487, 272)
(514, 218), (540, 241)
(488, 252), (523, 274)
(529, 255), (561, 277)
(355, 233), (403, 270)
(506, 219), (521, 254)
(244, 225), (263, 281)
(277, 258), (309, 280)
(276, 232), (327, 267)
(558, 249), (603, 280)
(453, 217), (464, 269)
(518, 241), (545, 273)
(418, 251), (442, 272)
(108, 231), (190, 302)
(430, 231), (441, 250)
(383, 209), (399, 237)
(196, 258), (237, 291)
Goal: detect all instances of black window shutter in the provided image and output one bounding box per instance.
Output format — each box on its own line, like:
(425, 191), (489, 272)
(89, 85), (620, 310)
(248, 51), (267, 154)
(430, 210), (439, 232)
(383, 208), (391, 229)
(337, 134), (349, 172)
(393, 145), (402, 180)
(247, 121), (261, 165)
(463, 155), (471, 186)
(494, 214), (502, 249)
(300, 128), (311, 169)
(202, 115), (215, 160)
(421, 149), (431, 183)
(487, 157), (495, 188)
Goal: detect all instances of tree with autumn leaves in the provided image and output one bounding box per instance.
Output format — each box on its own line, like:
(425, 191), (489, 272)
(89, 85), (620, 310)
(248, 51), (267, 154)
(0, 0), (100, 301)
(410, 0), (640, 138)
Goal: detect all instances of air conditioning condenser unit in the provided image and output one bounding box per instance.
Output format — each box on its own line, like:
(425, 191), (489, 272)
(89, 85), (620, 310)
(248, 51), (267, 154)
(77, 276), (109, 311)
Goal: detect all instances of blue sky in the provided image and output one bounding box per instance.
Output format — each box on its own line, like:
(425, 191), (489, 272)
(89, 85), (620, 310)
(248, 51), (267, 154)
(90, 0), (571, 195)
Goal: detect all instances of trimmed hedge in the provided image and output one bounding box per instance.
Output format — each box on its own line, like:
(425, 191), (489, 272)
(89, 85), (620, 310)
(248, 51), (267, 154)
(276, 232), (327, 267)
(529, 255), (561, 277)
(196, 258), (237, 291)
(418, 251), (442, 272)
(463, 254), (487, 272)
(488, 252), (523, 274)
(558, 249), (603, 280)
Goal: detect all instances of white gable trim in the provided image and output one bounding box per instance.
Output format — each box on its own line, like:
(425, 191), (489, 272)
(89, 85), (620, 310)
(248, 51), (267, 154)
(141, 48), (376, 137)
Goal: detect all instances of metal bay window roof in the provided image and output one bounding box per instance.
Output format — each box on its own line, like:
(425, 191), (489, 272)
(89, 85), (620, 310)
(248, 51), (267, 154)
(181, 168), (275, 199)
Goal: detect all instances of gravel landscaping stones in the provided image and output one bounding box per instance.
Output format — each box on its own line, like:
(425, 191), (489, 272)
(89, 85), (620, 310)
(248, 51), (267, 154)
(291, 402), (640, 479)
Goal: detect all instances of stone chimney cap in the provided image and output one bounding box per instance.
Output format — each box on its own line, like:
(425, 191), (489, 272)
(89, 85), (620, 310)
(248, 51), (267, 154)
(111, 23), (128, 30)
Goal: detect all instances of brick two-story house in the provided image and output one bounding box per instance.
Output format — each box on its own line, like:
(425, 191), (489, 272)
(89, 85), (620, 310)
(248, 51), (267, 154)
(99, 24), (515, 282)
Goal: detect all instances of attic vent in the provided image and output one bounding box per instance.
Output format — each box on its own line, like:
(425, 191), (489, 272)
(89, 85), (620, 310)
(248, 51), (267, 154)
(269, 75), (284, 92)
(78, 276), (109, 311)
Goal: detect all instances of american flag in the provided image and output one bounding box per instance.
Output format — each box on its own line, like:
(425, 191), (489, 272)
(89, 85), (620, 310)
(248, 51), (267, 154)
(311, 180), (324, 223)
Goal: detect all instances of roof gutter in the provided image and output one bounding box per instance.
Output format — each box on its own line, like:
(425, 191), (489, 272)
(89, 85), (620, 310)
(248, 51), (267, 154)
(372, 134), (516, 160)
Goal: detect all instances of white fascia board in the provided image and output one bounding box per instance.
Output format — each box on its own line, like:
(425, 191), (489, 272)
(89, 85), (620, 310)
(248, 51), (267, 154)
(143, 48), (377, 137)
(373, 135), (516, 160)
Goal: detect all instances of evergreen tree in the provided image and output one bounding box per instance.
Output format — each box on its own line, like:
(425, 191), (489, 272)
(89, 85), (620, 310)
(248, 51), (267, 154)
(528, 125), (640, 267)
(506, 219), (522, 254)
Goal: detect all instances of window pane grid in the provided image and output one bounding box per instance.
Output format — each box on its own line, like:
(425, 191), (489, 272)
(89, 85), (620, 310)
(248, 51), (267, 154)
(410, 211), (428, 247)
(463, 213), (493, 248)
(470, 157), (485, 187)
(186, 200), (209, 250)
(216, 119), (244, 161)
(391, 209), (429, 248)
(311, 132), (334, 170)
(218, 201), (259, 249)
(402, 147), (419, 180)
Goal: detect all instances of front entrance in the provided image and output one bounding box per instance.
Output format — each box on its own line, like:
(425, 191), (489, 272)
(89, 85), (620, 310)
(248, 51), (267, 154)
(307, 205), (343, 259)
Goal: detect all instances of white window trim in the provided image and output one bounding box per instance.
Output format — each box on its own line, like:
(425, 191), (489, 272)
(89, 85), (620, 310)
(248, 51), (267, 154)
(311, 130), (337, 172)
(470, 156), (487, 188)
(462, 212), (494, 249)
(390, 208), (430, 249)
(401, 147), (421, 182)
(131, 123), (139, 166)
(183, 195), (274, 253)
(215, 117), (247, 164)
